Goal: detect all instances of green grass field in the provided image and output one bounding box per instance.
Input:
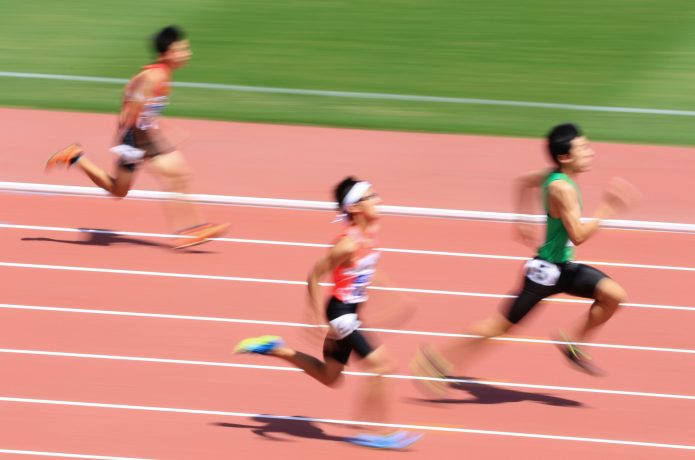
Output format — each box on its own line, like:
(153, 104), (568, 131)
(2, 0), (695, 145)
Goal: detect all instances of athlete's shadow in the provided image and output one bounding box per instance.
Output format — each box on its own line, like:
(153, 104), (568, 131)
(22, 228), (210, 253)
(212, 416), (347, 443)
(411, 376), (583, 407)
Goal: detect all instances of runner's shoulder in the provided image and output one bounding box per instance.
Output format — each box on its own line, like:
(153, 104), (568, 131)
(548, 178), (574, 193)
(334, 234), (359, 255)
(140, 66), (168, 84)
(547, 179), (578, 204)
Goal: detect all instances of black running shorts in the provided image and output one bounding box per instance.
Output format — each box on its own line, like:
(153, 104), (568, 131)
(322, 296), (376, 365)
(503, 259), (609, 324)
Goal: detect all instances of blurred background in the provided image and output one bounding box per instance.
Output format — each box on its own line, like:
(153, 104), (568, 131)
(2, 0), (695, 146)
(1, 3), (694, 458)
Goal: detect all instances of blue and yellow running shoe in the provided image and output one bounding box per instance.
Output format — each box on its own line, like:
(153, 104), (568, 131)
(234, 335), (284, 355)
(348, 431), (423, 449)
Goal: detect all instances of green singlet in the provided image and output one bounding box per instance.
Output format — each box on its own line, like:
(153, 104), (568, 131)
(537, 171), (582, 263)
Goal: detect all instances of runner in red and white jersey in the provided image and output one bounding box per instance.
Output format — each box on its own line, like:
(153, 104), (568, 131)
(46, 26), (228, 249)
(234, 177), (422, 450)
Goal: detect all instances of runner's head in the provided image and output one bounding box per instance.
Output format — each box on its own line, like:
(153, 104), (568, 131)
(153, 26), (191, 69)
(335, 176), (381, 222)
(547, 123), (594, 173)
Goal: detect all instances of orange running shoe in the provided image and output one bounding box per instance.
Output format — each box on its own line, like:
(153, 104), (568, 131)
(46, 143), (84, 171)
(173, 223), (230, 249)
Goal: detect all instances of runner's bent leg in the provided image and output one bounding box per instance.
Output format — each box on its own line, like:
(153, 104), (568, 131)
(355, 345), (394, 432)
(573, 277), (627, 342)
(269, 345), (345, 386)
(74, 157), (135, 198)
(145, 150), (204, 231)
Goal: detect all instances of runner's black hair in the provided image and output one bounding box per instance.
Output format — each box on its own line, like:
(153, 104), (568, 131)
(547, 123), (582, 165)
(153, 26), (185, 54)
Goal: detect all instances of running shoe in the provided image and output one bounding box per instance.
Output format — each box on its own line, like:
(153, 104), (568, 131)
(46, 143), (83, 171)
(234, 335), (284, 355)
(555, 331), (604, 376)
(348, 431), (423, 449)
(172, 222), (230, 249)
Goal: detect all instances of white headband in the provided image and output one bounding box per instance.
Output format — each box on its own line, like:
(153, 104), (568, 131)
(331, 181), (372, 223)
(340, 181), (371, 211)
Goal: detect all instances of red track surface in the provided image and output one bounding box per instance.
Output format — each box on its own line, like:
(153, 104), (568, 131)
(0, 109), (693, 459)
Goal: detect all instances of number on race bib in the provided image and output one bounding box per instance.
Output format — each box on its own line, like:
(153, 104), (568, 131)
(329, 313), (362, 339)
(525, 259), (561, 286)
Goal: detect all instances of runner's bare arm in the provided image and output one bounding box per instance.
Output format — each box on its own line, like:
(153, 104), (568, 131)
(550, 178), (637, 246)
(306, 236), (355, 322)
(549, 180), (607, 245)
(513, 169), (551, 247)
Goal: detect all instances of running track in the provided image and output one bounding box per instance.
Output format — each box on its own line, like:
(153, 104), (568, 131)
(0, 108), (693, 459)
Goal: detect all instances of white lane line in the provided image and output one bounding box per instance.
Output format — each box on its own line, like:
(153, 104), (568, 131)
(0, 450), (150, 459)
(2, 71), (695, 117)
(1, 396), (693, 450)
(369, 285), (695, 312)
(0, 303), (692, 355)
(8, 223), (695, 273)
(1, 261), (693, 313)
(3, 347), (693, 401)
(3, 181), (695, 233)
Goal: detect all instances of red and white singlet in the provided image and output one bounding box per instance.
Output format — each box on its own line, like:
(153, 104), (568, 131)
(331, 226), (380, 304)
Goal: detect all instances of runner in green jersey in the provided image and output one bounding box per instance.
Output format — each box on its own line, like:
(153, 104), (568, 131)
(412, 123), (637, 393)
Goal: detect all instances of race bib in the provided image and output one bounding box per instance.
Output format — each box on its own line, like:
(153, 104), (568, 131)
(525, 259), (561, 286)
(110, 144), (145, 163)
(329, 313), (362, 339)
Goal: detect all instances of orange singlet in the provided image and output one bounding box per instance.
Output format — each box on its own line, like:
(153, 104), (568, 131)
(120, 62), (171, 131)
